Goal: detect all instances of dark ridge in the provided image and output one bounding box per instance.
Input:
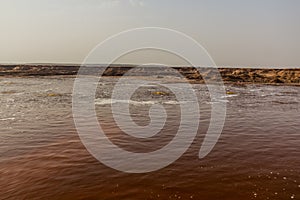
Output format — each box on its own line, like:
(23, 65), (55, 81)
(0, 64), (299, 84)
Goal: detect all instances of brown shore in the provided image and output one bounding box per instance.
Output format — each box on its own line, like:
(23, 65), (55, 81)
(0, 64), (299, 85)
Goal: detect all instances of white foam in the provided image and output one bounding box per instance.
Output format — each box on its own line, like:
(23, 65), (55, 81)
(95, 99), (155, 105)
(221, 94), (239, 98)
(95, 98), (181, 105)
(0, 117), (16, 121)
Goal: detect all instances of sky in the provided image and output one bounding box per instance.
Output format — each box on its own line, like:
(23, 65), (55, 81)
(0, 0), (299, 66)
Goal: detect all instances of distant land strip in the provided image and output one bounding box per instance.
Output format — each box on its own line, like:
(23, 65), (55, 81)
(0, 64), (299, 84)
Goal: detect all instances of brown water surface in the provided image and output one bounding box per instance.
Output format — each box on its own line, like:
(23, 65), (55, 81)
(0, 76), (299, 200)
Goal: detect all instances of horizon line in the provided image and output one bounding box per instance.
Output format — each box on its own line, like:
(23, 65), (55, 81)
(0, 62), (300, 69)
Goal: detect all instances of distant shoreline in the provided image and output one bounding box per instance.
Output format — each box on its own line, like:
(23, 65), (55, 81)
(0, 64), (299, 85)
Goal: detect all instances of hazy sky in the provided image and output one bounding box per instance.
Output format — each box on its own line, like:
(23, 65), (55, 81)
(0, 0), (299, 66)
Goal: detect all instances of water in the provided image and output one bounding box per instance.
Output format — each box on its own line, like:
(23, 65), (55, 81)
(0, 76), (299, 200)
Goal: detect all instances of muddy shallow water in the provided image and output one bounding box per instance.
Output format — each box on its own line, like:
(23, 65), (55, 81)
(0, 76), (299, 200)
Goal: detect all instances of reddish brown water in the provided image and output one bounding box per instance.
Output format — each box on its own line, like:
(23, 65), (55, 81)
(0, 76), (299, 200)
